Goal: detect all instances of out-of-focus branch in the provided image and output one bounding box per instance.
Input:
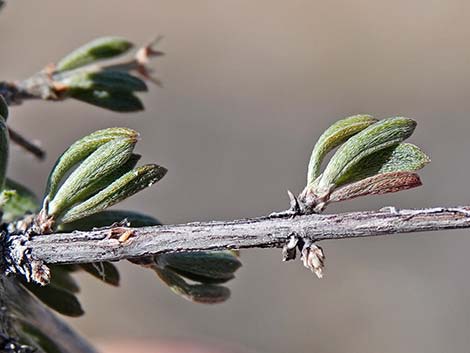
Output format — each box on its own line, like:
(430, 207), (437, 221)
(8, 127), (45, 160)
(0, 278), (98, 353)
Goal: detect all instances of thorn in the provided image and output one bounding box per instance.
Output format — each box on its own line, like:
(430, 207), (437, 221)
(287, 190), (304, 216)
(135, 36), (164, 85)
(282, 233), (298, 261)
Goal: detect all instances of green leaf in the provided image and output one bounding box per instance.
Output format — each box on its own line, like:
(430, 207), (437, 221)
(1, 178), (39, 222)
(75, 152), (141, 199)
(316, 117), (417, 196)
(59, 164), (167, 224)
(0, 94), (8, 120)
(70, 89), (144, 112)
(56, 36), (133, 72)
(329, 171), (422, 203)
(49, 265), (80, 294)
(58, 209), (160, 231)
(19, 321), (63, 353)
(335, 143), (430, 186)
(22, 282), (84, 317)
(45, 127), (138, 200)
(306, 114), (377, 185)
(48, 137), (137, 218)
(50, 153), (141, 216)
(61, 69), (148, 92)
(79, 262), (120, 286)
(155, 267), (230, 304)
(159, 251), (242, 284)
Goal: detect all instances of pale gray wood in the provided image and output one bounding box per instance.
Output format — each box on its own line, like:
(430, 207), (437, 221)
(25, 206), (470, 264)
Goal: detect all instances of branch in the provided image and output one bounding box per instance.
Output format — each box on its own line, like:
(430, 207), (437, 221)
(0, 278), (98, 353)
(23, 205), (470, 265)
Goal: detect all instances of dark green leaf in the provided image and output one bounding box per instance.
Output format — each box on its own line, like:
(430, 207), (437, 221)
(58, 209), (160, 231)
(159, 251), (242, 284)
(155, 267), (230, 304)
(49, 265), (80, 294)
(62, 70), (147, 92)
(23, 282), (84, 317)
(70, 89), (144, 112)
(80, 262), (120, 286)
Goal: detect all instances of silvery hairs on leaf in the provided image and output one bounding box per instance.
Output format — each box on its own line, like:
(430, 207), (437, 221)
(47, 136), (137, 218)
(56, 37), (133, 72)
(306, 114), (377, 186)
(45, 127), (138, 200)
(58, 164), (167, 224)
(334, 142), (430, 187)
(315, 117), (417, 198)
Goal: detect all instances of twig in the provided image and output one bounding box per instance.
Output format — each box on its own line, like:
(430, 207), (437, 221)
(0, 277), (97, 353)
(0, 81), (37, 105)
(23, 205), (470, 264)
(8, 127), (46, 160)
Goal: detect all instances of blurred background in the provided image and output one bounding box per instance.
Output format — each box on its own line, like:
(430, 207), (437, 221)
(2, 1), (470, 352)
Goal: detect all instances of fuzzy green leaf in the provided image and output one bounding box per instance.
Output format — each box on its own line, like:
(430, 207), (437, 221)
(1, 179), (40, 222)
(316, 117), (417, 195)
(48, 137), (137, 217)
(155, 267), (230, 304)
(0, 94), (8, 120)
(22, 282), (84, 317)
(51, 153), (141, 215)
(72, 153), (141, 201)
(45, 127), (138, 200)
(56, 37), (133, 72)
(58, 209), (160, 231)
(335, 143), (430, 186)
(159, 251), (242, 284)
(306, 114), (377, 185)
(59, 164), (167, 224)
(79, 262), (120, 286)
(70, 89), (144, 112)
(61, 69), (148, 92)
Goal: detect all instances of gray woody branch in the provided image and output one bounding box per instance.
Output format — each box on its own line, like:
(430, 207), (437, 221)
(23, 205), (470, 265)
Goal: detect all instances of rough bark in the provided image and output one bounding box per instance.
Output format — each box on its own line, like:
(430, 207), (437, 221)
(22, 206), (470, 265)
